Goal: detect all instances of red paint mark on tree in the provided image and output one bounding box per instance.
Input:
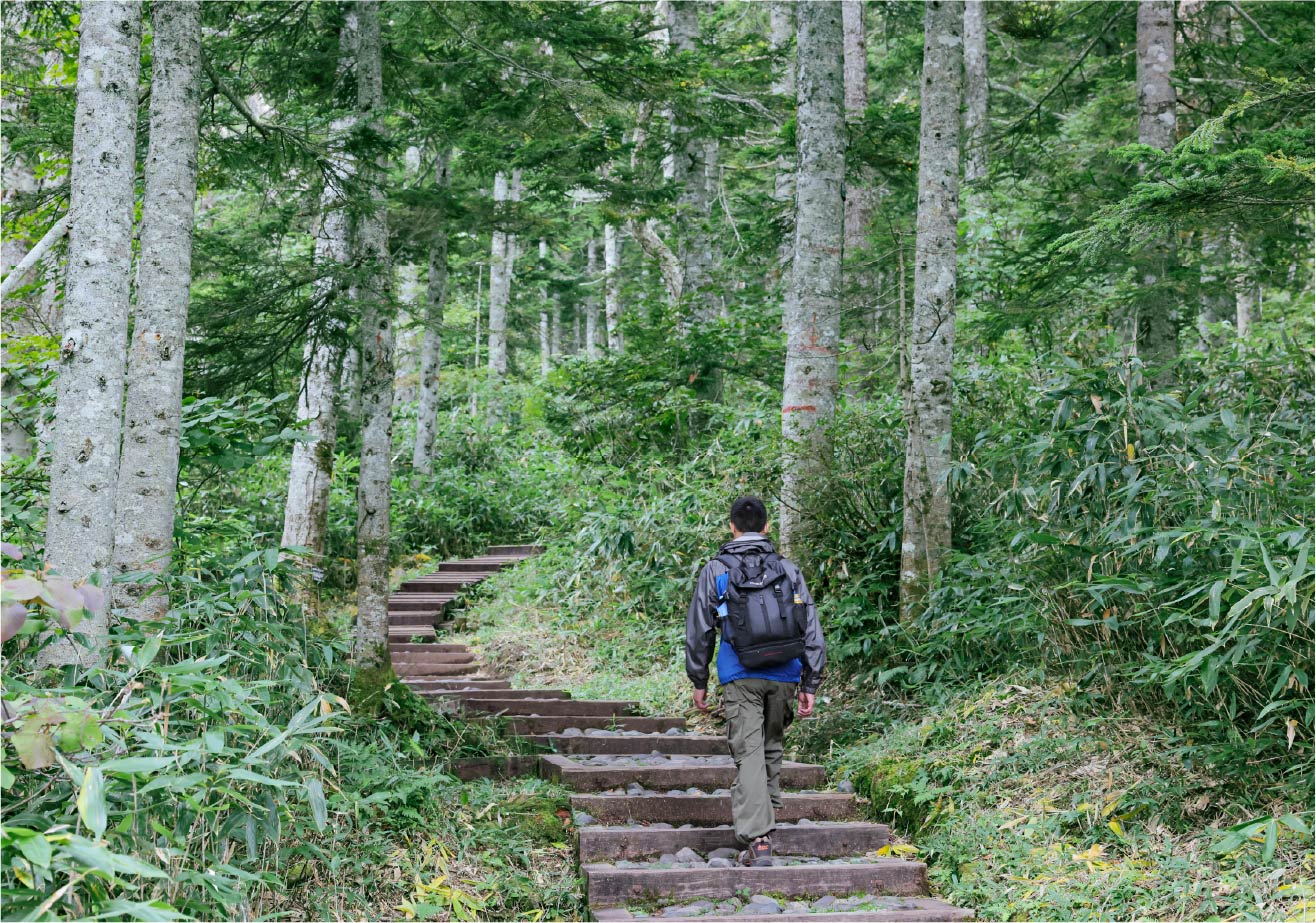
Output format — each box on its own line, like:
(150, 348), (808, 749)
(782, 405), (818, 413)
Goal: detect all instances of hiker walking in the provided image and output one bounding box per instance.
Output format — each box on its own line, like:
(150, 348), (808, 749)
(685, 496), (827, 867)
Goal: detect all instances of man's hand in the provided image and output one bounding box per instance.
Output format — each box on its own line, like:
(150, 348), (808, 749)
(693, 688), (710, 712)
(797, 690), (816, 718)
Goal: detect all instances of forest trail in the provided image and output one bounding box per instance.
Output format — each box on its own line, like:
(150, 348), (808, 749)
(391, 548), (972, 922)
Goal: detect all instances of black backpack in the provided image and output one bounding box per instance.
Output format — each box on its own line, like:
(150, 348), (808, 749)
(714, 544), (807, 669)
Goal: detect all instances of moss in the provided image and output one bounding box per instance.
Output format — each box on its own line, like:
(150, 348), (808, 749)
(853, 753), (932, 830)
(350, 661), (396, 716)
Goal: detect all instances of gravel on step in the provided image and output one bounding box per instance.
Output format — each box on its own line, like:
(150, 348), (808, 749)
(587, 852), (884, 870)
(625, 893), (947, 919)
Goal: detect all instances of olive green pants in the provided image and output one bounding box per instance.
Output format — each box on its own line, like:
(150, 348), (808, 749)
(723, 678), (796, 846)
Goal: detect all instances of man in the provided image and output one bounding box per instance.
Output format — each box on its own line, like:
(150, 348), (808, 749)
(685, 496), (826, 867)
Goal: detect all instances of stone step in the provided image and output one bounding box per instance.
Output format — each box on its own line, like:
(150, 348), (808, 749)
(503, 716), (686, 736)
(576, 822), (890, 863)
(542, 754), (826, 793)
(391, 652), (475, 665)
(389, 643), (469, 654)
(487, 544), (544, 555)
(583, 859), (928, 908)
(570, 793), (859, 827)
(421, 688), (571, 700)
(592, 897), (972, 922)
(402, 677), (510, 689)
(528, 733), (729, 755)
(394, 661), (479, 677)
(464, 698), (641, 717)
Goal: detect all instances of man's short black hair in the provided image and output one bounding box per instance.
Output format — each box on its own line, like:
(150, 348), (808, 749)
(729, 496), (769, 533)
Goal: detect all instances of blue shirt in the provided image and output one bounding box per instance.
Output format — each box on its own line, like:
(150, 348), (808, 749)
(714, 570), (803, 686)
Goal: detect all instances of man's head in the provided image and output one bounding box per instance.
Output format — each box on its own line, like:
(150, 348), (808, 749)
(729, 495), (769, 537)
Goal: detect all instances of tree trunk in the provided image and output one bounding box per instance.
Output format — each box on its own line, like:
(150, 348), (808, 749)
(771, 0), (797, 209)
(1135, 0), (1178, 369)
(413, 148), (451, 477)
(667, 0), (716, 320)
(1231, 229), (1254, 336)
(842, 0), (879, 346)
(585, 237), (601, 358)
(281, 16), (358, 613)
(1196, 231), (1232, 349)
(40, 0), (142, 667)
(112, 0), (202, 623)
(352, 0), (395, 671)
(962, 0), (989, 190)
(487, 169), (521, 375)
(551, 300), (562, 357)
(538, 239), (552, 376)
(604, 223), (623, 351)
(900, 0), (963, 620)
(779, 0), (846, 556)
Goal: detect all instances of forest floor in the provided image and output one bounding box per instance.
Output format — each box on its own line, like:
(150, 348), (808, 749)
(417, 550), (1316, 923)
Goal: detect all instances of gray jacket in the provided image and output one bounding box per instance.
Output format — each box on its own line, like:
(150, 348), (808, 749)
(684, 534), (826, 693)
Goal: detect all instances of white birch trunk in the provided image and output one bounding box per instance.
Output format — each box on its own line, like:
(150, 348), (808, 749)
(1135, 0), (1178, 366)
(112, 0), (202, 623)
(486, 169), (521, 375)
(962, 0), (989, 190)
(551, 301), (562, 357)
(779, 0), (845, 555)
(585, 237), (601, 358)
(282, 14), (358, 598)
(900, 0), (963, 619)
(412, 147), (451, 477)
(40, 0), (141, 667)
(352, 0), (395, 668)
(604, 223), (623, 351)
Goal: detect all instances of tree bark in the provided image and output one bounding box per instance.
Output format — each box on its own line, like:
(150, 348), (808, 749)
(1231, 229), (1254, 336)
(538, 239), (552, 376)
(1135, 0), (1178, 368)
(413, 148), (451, 477)
(111, 0), (202, 623)
(842, 0), (879, 345)
(281, 14), (358, 612)
(900, 0), (963, 620)
(667, 0), (716, 320)
(779, 0), (846, 555)
(40, 0), (142, 667)
(604, 223), (623, 351)
(487, 169), (521, 375)
(962, 0), (989, 190)
(352, 0), (395, 669)
(585, 237), (601, 358)
(770, 1), (797, 209)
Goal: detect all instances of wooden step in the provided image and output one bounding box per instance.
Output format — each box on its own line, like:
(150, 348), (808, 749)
(584, 859), (928, 908)
(592, 897), (973, 922)
(397, 579), (478, 593)
(527, 733), (728, 755)
(542, 754), (826, 792)
(577, 822), (890, 863)
(402, 677), (510, 689)
(390, 643), (469, 654)
(463, 698), (640, 718)
(421, 688), (571, 700)
(391, 652), (474, 665)
(394, 661), (478, 677)
(389, 596), (457, 611)
(487, 544), (544, 555)
(435, 561), (507, 573)
(570, 792), (859, 827)
(503, 716), (686, 736)
(388, 625), (438, 639)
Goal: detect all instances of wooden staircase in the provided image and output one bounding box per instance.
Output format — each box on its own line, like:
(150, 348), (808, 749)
(394, 544), (971, 922)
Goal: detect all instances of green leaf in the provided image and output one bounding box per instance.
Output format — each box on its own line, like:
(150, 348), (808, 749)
(10, 829), (53, 868)
(306, 777), (327, 831)
(87, 899), (188, 922)
(77, 766), (107, 839)
(1262, 817), (1278, 863)
(13, 717), (56, 770)
(1, 763), (14, 789)
(227, 767), (297, 788)
(100, 757), (176, 775)
(58, 711), (103, 752)
(65, 837), (169, 879)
